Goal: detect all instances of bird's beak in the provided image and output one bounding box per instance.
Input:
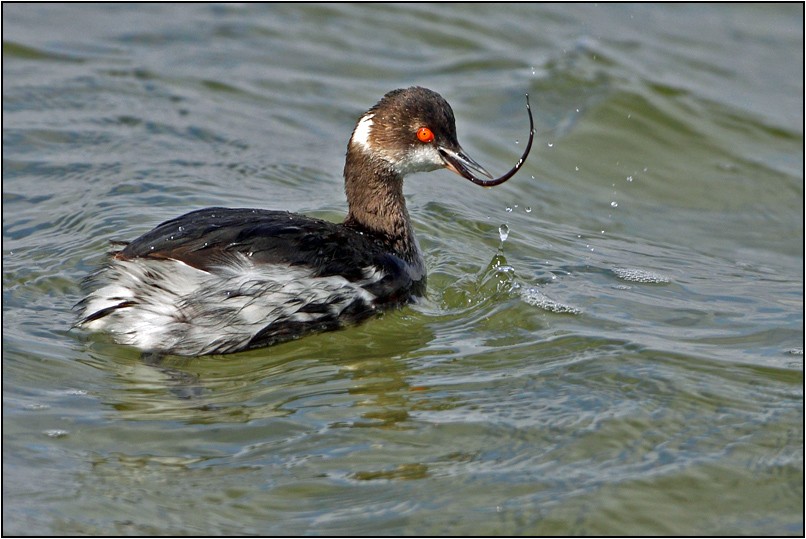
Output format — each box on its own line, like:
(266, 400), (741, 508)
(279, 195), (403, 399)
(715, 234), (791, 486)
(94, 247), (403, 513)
(438, 145), (494, 181)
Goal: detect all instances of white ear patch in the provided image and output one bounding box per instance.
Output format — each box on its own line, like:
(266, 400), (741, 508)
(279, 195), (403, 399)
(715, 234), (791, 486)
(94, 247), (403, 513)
(351, 113), (374, 150)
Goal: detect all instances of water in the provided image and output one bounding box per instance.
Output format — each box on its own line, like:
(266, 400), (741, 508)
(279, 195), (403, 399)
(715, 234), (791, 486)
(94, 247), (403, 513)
(3, 3), (803, 535)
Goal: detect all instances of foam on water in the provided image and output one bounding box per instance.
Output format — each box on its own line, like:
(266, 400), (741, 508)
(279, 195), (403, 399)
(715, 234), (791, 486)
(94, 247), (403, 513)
(612, 267), (670, 284)
(520, 286), (582, 314)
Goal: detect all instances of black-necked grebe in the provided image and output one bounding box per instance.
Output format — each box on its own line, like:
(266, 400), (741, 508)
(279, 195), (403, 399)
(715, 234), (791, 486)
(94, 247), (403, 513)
(75, 87), (534, 355)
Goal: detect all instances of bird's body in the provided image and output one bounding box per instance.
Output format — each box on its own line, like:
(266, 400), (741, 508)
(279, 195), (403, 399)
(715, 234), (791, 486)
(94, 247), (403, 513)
(75, 87), (533, 356)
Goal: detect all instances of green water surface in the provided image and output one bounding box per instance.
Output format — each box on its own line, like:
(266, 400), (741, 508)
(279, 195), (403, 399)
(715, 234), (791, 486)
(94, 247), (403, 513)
(3, 3), (803, 535)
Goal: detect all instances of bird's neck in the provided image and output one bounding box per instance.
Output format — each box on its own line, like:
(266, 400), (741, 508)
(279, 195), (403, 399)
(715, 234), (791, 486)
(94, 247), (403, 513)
(343, 147), (419, 262)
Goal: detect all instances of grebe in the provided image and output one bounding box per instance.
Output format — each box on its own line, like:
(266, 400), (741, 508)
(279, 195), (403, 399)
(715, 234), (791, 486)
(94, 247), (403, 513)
(75, 87), (534, 356)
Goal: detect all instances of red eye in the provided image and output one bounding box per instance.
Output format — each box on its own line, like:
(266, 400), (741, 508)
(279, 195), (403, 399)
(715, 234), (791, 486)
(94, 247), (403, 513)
(417, 127), (434, 143)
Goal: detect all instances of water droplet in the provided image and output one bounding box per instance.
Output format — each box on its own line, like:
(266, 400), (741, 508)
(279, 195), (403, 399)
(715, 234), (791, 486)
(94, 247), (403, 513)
(505, 206), (513, 213)
(177, 225), (184, 232)
(498, 224), (510, 242)
(575, 166), (579, 172)
(610, 201), (618, 207)
(547, 142), (554, 148)
(626, 175), (633, 182)
(525, 207), (532, 213)
(45, 429), (68, 438)
(531, 66), (536, 75)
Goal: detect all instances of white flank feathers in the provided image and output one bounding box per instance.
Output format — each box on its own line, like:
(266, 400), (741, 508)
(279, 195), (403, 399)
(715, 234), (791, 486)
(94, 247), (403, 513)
(77, 255), (381, 355)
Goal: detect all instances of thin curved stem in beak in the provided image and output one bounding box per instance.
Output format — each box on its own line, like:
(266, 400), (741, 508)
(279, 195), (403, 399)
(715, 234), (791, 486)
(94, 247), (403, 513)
(440, 94), (535, 187)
